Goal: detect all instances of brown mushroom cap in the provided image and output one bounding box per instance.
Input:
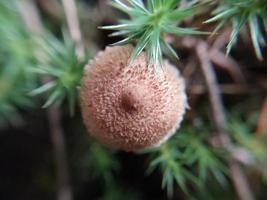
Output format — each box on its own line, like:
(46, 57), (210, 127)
(80, 45), (187, 151)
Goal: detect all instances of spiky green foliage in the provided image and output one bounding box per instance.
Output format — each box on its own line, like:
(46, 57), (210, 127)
(144, 126), (227, 197)
(0, 0), (37, 126)
(77, 141), (142, 200)
(86, 142), (120, 184)
(206, 0), (267, 60)
(102, 0), (207, 70)
(30, 34), (85, 115)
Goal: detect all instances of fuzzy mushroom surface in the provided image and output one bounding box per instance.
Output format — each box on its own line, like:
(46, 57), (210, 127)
(80, 45), (187, 151)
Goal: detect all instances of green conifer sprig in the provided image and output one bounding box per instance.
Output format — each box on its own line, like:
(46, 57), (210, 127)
(101, 0), (207, 70)
(144, 126), (227, 197)
(205, 0), (267, 60)
(30, 33), (85, 115)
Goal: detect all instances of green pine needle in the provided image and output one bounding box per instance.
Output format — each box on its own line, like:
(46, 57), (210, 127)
(30, 33), (86, 115)
(206, 0), (267, 60)
(143, 126), (227, 197)
(102, 0), (207, 69)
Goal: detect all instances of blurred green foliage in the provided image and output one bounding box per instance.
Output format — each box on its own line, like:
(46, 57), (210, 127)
(86, 142), (120, 184)
(230, 118), (267, 181)
(0, 0), (37, 126)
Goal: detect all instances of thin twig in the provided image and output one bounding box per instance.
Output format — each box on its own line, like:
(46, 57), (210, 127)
(61, 0), (85, 59)
(182, 36), (246, 84)
(208, 48), (246, 83)
(196, 41), (255, 200)
(47, 106), (72, 200)
(257, 96), (267, 135)
(188, 84), (255, 95)
(211, 27), (232, 50)
(39, 0), (64, 21)
(18, 1), (73, 200)
(196, 42), (229, 139)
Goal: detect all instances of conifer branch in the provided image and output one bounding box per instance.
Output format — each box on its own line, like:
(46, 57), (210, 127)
(205, 0), (267, 60)
(102, 0), (208, 69)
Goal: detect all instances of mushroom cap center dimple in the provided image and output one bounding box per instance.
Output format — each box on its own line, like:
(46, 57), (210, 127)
(120, 85), (146, 113)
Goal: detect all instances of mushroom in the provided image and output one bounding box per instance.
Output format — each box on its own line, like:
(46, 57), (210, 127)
(80, 45), (187, 151)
